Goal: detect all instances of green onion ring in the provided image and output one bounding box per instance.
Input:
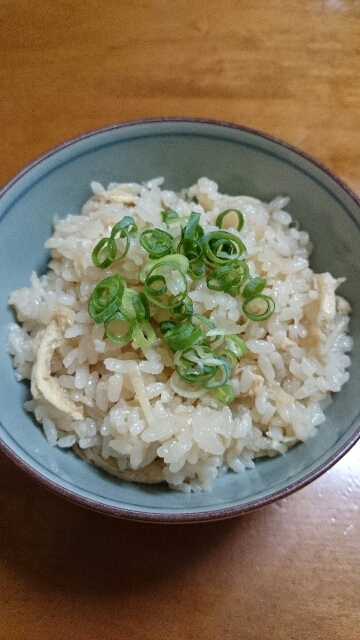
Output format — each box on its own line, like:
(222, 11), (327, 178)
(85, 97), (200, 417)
(225, 334), (248, 357)
(175, 346), (219, 384)
(215, 209), (244, 232)
(145, 274), (168, 297)
(216, 348), (238, 370)
(214, 384), (235, 404)
(242, 276), (267, 299)
(162, 322), (205, 351)
(201, 356), (231, 389)
(206, 261), (249, 294)
(104, 310), (134, 344)
(171, 295), (194, 320)
(88, 275), (125, 324)
(159, 320), (177, 334)
(144, 256), (188, 309)
(110, 216), (137, 237)
(242, 294), (275, 321)
(132, 322), (157, 348)
(139, 228), (173, 259)
(131, 292), (150, 322)
(91, 237), (116, 269)
(201, 231), (246, 267)
(161, 209), (179, 225)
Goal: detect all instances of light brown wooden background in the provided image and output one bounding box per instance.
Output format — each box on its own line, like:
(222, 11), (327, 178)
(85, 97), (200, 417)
(1, 1), (360, 638)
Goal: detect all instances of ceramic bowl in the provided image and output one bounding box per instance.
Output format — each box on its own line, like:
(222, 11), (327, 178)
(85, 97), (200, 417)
(1, 118), (360, 522)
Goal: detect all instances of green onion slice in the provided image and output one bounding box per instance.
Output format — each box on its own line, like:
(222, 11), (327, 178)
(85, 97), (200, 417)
(91, 236), (116, 269)
(87, 211), (276, 403)
(110, 216), (137, 237)
(88, 275), (124, 324)
(159, 320), (177, 335)
(192, 313), (220, 343)
(162, 321), (205, 351)
(138, 254), (189, 283)
(175, 212), (205, 277)
(132, 322), (157, 348)
(242, 276), (267, 299)
(139, 228), (173, 259)
(175, 346), (220, 385)
(106, 220), (133, 263)
(201, 231), (246, 267)
(161, 209), (180, 225)
(206, 260), (249, 294)
(214, 384), (235, 404)
(225, 334), (248, 357)
(104, 310), (134, 344)
(131, 292), (150, 322)
(215, 209), (244, 232)
(143, 255), (189, 309)
(216, 348), (238, 370)
(171, 295), (194, 320)
(201, 355), (231, 389)
(242, 294), (275, 321)
(145, 274), (167, 298)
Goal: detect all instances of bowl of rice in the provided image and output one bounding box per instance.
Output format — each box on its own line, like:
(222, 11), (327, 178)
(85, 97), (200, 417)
(1, 117), (360, 522)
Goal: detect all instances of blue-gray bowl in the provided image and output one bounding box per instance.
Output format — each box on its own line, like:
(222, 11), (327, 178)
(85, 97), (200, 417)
(1, 118), (359, 522)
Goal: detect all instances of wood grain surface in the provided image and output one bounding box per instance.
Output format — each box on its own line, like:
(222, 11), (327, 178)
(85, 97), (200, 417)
(1, 1), (360, 639)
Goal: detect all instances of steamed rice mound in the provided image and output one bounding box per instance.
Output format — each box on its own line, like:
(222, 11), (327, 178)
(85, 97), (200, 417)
(8, 177), (352, 492)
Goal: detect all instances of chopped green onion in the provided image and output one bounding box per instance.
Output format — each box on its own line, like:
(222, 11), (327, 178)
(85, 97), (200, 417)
(206, 260), (249, 294)
(201, 230), (246, 267)
(119, 287), (138, 318)
(143, 255), (188, 309)
(175, 346), (221, 385)
(193, 313), (216, 330)
(162, 321), (205, 351)
(242, 276), (266, 299)
(110, 216), (137, 237)
(215, 209), (244, 232)
(132, 292), (150, 322)
(88, 275), (124, 324)
(161, 209), (180, 224)
(145, 274), (167, 297)
(91, 236), (116, 269)
(139, 228), (173, 259)
(138, 254), (189, 283)
(242, 294), (275, 321)
(171, 295), (194, 319)
(175, 212), (206, 279)
(201, 355), (231, 389)
(225, 334), (248, 357)
(188, 258), (206, 280)
(159, 320), (177, 334)
(104, 310), (134, 344)
(184, 211), (204, 241)
(132, 322), (157, 348)
(214, 384), (235, 404)
(192, 313), (220, 344)
(88, 209), (276, 404)
(216, 348), (238, 370)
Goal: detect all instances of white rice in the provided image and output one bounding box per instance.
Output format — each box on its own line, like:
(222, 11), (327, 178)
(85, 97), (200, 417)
(8, 177), (352, 492)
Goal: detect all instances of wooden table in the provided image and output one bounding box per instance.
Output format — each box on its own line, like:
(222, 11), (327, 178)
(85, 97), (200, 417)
(1, 1), (359, 638)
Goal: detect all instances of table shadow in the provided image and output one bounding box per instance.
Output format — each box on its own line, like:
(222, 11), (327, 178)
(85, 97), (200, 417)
(0, 450), (277, 597)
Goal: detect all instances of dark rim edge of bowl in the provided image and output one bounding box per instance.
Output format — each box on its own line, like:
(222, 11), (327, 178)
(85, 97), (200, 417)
(1, 116), (360, 210)
(1, 424), (360, 524)
(1, 116), (360, 522)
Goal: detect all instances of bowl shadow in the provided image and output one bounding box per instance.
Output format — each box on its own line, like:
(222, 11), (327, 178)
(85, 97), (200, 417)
(0, 450), (274, 597)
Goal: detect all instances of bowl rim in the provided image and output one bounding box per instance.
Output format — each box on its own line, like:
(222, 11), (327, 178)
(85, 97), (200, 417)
(1, 116), (360, 523)
(1, 425), (360, 523)
(1, 116), (360, 208)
